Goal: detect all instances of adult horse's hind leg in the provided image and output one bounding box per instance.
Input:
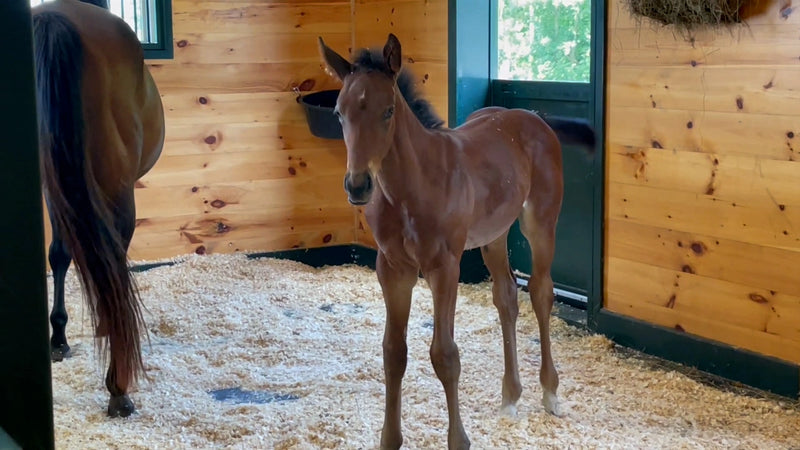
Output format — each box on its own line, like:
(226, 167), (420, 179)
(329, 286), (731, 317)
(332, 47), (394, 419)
(377, 250), (418, 450)
(48, 217), (73, 361)
(479, 231), (522, 415)
(105, 187), (137, 417)
(519, 198), (562, 416)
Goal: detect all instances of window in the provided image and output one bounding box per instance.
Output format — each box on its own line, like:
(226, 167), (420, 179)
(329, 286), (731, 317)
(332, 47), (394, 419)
(496, 0), (591, 82)
(29, 0), (172, 59)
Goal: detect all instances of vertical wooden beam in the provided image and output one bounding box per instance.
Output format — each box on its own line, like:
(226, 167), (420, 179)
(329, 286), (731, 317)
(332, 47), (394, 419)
(0, 1), (55, 449)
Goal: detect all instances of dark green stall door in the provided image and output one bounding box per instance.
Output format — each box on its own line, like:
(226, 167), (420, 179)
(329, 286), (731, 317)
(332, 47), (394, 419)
(449, 0), (603, 307)
(492, 81), (595, 302)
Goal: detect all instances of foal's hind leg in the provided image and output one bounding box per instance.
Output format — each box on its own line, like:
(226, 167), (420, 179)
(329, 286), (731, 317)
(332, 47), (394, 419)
(48, 224), (73, 361)
(105, 188), (137, 418)
(519, 201), (561, 416)
(479, 231), (522, 415)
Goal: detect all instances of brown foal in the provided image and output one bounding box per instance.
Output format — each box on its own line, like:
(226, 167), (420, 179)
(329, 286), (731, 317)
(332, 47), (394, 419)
(320, 34), (594, 449)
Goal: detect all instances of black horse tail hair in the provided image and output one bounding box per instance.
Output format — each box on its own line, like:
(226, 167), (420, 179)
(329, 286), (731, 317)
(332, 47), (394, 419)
(33, 12), (145, 388)
(542, 115), (596, 154)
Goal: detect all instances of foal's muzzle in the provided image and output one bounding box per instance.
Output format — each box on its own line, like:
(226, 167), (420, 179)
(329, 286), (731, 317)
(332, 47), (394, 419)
(344, 171), (374, 205)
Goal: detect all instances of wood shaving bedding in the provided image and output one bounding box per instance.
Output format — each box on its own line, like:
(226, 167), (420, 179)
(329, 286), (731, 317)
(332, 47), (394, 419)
(48, 254), (800, 449)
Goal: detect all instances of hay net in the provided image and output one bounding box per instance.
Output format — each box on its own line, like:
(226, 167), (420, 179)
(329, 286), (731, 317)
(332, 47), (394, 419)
(623, 0), (749, 27)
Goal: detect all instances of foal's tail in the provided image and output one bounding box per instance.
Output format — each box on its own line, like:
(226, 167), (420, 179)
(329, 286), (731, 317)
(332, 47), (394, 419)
(542, 115), (596, 154)
(33, 13), (145, 385)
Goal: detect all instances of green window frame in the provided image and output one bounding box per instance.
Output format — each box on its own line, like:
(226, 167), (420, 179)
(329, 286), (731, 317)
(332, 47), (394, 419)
(29, 0), (173, 60)
(138, 0), (173, 60)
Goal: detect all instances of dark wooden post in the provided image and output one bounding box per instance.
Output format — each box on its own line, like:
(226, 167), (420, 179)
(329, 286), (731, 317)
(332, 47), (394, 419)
(0, 1), (55, 449)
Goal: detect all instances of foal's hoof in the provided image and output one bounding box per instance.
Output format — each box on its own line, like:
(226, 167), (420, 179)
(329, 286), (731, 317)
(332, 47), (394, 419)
(542, 391), (562, 417)
(380, 429), (403, 450)
(51, 344), (72, 362)
(380, 434), (402, 450)
(499, 402), (518, 417)
(107, 394), (136, 418)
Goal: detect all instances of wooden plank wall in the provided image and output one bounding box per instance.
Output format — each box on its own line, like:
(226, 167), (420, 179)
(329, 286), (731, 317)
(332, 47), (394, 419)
(128, 0), (354, 260)
(352, 0), (449, 248)
(605, 0), (800, 364)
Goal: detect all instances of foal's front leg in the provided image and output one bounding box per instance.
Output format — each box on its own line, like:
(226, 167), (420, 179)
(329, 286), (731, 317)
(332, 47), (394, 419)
(423, 253), (470, 450)
(377, 250), (418, 450)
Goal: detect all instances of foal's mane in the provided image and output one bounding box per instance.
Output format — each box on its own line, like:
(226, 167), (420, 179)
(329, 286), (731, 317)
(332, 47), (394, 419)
(353, 49), (445, 130)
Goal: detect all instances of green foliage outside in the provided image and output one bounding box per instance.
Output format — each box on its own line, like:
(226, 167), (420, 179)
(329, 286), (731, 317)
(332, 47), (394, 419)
(498, 0), (591, 82)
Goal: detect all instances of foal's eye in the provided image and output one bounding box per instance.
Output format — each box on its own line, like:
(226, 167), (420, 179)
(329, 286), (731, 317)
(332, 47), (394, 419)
(383, 106), (395, 120)
(333, 109), (343, 122)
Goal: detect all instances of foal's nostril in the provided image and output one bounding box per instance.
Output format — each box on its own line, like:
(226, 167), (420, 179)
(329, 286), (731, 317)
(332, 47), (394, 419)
(363, 173), (373, 193)
(344, 172), (374, 204)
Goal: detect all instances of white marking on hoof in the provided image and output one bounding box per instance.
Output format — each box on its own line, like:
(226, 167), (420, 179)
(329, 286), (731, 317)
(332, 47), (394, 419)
(500, 403), (518, 417)
(542, 391), (562, 417)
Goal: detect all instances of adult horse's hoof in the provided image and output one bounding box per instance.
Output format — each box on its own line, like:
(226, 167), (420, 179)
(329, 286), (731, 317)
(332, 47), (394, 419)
(107, 394), (135, 418)
(51, 344), (72, 362)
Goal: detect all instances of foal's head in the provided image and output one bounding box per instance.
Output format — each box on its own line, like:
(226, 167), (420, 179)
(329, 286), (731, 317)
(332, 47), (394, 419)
(319, 34), (404, 205)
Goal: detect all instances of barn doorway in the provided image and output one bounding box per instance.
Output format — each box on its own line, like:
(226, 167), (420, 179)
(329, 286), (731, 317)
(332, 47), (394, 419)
(492, 0), (601, 313)
(449, 0), (605, 318)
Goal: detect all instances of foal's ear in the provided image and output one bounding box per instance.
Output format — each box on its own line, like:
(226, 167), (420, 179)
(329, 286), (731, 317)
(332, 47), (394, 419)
(318, 36), (352, 82)
(383, 33), (402, 77)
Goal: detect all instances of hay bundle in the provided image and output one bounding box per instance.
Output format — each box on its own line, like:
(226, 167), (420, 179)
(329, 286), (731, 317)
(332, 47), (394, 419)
(624, 0), (749, 27)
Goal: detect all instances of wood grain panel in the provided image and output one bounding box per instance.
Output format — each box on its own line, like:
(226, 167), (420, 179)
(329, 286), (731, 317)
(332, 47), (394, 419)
(131, 228), (353, 262)
(133, 176), (349, 219)
(609, 27), (800, 67)
(149, 62), (342, 94)
(607, 106), (799, 160)
(161, 92), (294, 125)
(353, 0), (447, 62)
(606, 256), (800, 341)
(164, 121), (339, 155)
(607, 182), (800, 251)
(130, 206), (354, 260)
(606, 0), (800, 364)
(122, 0), (357, 261)
(608, 66), (800, 115)
(172, 32), (350, 65)
(138, 148), (346, 187)
(172, 2), (351, 34)
(607, 144), (800, 208)
(607, 219), (800, 298)
(604, 297), (800, 364)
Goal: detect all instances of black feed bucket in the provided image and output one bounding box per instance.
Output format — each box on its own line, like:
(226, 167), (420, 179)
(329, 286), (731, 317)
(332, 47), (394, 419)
(297, 89), (343, 140)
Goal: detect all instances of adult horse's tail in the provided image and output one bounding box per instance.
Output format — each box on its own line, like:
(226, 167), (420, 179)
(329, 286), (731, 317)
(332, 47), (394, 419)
(542, 115), (596, 154)
(33, 12), (145, 385)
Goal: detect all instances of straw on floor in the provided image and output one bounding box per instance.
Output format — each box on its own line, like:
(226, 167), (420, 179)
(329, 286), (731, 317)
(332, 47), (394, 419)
(49, 253), (800, 449)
